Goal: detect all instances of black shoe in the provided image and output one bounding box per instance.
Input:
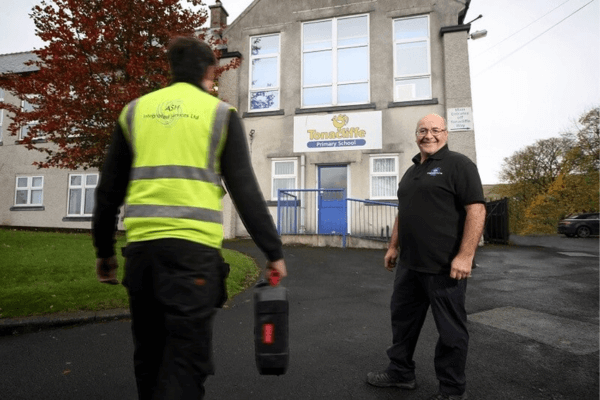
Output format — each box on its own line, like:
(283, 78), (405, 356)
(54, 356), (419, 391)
(428, 392), (468, 400)
(366, 371), (416, 389)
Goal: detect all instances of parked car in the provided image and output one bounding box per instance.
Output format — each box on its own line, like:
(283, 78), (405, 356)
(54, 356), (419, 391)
(557, 213), (599, 238)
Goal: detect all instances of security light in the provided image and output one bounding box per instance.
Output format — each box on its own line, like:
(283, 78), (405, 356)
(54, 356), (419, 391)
(469, 30), (488, 40)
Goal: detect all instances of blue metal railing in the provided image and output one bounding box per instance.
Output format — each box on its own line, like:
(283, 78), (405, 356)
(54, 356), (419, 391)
(277, 189), (397, 247)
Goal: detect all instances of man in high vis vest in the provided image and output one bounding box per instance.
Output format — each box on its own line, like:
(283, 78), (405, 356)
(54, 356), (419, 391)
(92, 36), (287, 400)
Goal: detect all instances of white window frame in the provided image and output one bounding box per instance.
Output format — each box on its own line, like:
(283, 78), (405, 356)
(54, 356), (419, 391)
(271, 158), (298, 200)
(19, 98), (39, 141)
(0, 89), (5, 142)
(393, 15), (432, 102)
(370, 155), (399, 200)
(67, 173), (99, 216)
(301, 14), (370, 108)
(14, 176), (44, 206)
(248, 33), (281, 112)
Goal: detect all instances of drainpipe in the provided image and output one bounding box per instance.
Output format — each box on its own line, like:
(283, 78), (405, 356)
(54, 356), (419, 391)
(300, 155), (306, 234)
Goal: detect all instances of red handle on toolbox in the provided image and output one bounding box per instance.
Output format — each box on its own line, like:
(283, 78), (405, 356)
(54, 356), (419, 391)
(268, 269), (281, 286)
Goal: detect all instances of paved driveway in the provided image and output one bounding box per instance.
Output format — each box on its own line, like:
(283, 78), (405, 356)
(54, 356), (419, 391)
(0, 237), (597, 399)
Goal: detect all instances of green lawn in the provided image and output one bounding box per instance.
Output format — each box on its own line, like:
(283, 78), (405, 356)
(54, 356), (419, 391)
(0, 228), (259, 319)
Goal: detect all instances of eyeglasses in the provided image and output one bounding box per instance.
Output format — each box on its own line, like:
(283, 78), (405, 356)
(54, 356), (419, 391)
(416, 128), (446, 137)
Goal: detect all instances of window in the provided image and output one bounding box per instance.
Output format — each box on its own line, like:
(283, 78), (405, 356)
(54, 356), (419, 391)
(370, 155), (398, 199)
(0, 89), (6, 142)
(249, 34), (280, 111)
(302, 15), (369, 108)
(67, 174), (98, 216)
(393, 15), (431, 102)
(20, 99), (36, 141)
(271, 159), (297, 200)
(15, 176), (44, 206)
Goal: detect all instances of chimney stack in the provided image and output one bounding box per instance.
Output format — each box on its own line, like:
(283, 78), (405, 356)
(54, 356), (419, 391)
(209, 0), (229, 29)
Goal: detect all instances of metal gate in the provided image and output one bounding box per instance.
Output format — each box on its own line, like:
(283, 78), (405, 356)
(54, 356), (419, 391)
(485, 198), (509, 244)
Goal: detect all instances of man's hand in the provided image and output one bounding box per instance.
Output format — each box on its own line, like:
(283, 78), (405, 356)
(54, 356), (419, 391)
(266, 259), (287, 285)
(450, 254), (472, 280)
(384, 248), (398, 272)
(96, 256), (120, 285)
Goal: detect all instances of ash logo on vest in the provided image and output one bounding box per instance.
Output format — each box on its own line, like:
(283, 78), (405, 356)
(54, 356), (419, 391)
(144, 100), (200, 126)
(427, 167), (443, 176)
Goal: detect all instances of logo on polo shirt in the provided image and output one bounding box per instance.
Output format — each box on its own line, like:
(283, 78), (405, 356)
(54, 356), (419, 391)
(427, 167), (443, 176)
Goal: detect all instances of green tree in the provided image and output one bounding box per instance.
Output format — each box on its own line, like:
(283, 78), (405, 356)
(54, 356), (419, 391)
(0, 0), (239, 170)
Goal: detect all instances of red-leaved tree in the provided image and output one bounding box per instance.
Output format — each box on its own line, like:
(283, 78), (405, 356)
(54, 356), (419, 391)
(0, 0), (240, 170)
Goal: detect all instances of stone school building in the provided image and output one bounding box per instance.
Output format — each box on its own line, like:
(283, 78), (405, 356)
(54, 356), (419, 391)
(0, 0), (479, 243)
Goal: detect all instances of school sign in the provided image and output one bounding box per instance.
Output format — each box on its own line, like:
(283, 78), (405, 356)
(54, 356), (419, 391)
(293, 111), (382, 153)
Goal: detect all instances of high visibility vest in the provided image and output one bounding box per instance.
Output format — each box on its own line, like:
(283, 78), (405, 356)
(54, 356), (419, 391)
(118, 82), (234, 249)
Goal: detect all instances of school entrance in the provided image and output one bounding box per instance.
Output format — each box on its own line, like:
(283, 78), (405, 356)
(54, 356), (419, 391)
(317, 165), (347, 235)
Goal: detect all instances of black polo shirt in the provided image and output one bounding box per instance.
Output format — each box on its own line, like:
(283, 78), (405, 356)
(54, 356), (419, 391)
(397, 145), (484, 274)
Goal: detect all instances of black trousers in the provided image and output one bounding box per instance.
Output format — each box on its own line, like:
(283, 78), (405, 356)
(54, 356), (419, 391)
(122, 239), (226, 400)
(385, 265), (468, 396)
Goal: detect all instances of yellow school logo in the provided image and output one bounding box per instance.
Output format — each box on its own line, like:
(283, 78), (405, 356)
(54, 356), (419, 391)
(332, 114), (349, 128)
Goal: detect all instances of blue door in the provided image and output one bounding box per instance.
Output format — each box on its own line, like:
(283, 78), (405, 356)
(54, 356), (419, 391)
(318, 165), (347, 235)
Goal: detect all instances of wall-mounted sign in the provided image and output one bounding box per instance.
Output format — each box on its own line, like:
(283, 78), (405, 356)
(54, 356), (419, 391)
(447, 107), (474, 131)
(293, 110), (382, 153)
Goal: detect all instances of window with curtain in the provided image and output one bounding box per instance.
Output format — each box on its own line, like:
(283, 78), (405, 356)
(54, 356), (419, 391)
(15, 176), (44, 206)
(249, 34), (280, 111)
(67, 174), (98, 216)
(370, 156), (398, 199)
(393, 15), (431, 102)
(19, 99), (37, 140)
(271, 159), (297, 200)
(302, 15), (369, 108)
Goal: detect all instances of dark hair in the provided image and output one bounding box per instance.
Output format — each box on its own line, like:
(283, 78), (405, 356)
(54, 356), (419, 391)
(167, 36), (216, 85)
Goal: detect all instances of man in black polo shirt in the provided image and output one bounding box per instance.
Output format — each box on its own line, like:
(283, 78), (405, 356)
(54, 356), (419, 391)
(367, 114), (486, 400)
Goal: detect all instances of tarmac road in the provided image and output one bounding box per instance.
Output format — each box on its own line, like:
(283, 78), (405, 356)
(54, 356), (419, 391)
(0, 236), (598, 399)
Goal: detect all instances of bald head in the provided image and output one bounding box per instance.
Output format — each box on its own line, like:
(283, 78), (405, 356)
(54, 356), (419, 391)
(416, 114), (446, 132)
(415, 114), (448, 163)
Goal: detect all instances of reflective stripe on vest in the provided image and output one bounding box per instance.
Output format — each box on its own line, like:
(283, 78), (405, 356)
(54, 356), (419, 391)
(130, 165), (220, 185)
(125, 204), (222, 224)
(125, 98), (139, 145)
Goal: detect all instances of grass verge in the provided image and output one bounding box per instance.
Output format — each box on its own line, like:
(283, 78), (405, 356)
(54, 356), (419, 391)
(0, 228), (259, 319)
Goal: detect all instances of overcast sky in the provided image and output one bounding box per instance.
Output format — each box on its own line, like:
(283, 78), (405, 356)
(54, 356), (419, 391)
(1, 0), (598, 184)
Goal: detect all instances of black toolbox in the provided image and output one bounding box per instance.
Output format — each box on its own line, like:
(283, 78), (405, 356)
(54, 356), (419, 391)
(254, 271), (289, 375)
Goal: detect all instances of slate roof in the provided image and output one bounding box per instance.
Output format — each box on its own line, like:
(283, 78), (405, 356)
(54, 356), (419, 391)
(0, 51), (40, 75)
